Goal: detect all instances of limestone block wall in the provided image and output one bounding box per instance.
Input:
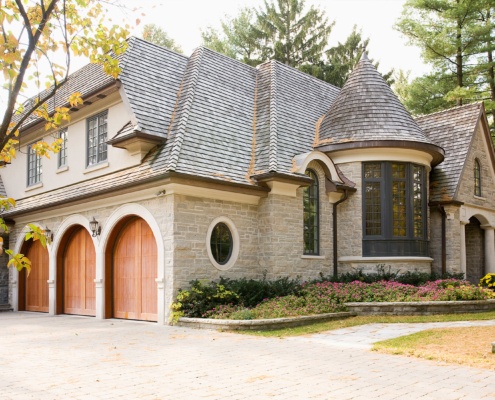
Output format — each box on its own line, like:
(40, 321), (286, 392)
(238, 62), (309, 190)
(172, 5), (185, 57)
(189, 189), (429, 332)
(429, 209), (443, 276)
(444, 205), (462, 274)
(336, 161), (362, 261)
(172, 194), (261, 289)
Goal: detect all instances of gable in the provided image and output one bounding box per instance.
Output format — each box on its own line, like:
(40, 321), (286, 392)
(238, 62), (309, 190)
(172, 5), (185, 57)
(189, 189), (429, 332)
(455, 115), (495, 207)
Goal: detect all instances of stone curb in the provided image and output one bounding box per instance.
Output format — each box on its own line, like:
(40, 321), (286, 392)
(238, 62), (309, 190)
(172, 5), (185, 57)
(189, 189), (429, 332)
(345, 299), (495, 315)
(177, 312), (355, 331)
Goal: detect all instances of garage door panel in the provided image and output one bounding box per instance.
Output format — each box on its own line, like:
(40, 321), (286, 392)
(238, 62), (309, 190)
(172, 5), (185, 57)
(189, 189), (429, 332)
(25, 240), (49, 312)
(63, 228), (96, 316)
(113, 218), (157, 321)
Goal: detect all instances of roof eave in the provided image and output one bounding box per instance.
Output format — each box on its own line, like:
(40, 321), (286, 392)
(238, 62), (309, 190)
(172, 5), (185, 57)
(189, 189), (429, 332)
(316, 140), (445, 167)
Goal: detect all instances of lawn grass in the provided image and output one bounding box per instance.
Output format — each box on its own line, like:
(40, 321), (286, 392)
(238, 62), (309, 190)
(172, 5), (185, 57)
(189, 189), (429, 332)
(238, 311), (495, 337)
(373, 326), (495, 370)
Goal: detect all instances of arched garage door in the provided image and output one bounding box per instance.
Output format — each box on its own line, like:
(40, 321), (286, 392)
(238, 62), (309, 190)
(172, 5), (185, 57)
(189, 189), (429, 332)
(22, 240), (49, 312)
(112, 217), (157, 321)
(62, 227), (96, 316)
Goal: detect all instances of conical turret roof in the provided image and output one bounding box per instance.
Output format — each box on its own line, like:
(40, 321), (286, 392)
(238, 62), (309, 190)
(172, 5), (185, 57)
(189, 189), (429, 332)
(315, 53), (444, 165)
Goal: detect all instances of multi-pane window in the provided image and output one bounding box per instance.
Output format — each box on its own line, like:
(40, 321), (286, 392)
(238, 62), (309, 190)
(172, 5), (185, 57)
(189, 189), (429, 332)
(474, 159), (481, 196)
(362, 162), (427, 257)
(303, 169), (319, 255)
(58, 128), (68, 168)
(87, 111), (108, 166)
(27, 143), (42, 186)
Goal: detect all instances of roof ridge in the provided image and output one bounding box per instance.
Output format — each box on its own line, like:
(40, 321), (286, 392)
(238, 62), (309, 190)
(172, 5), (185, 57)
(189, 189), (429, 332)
(269, 61), (278, 172)
(131, 36), (189, 59)
(197, 45), (258, 72)
(415, 102), (482, 120)
(266, 59), (341, 93)
(166, 47), (205, 171)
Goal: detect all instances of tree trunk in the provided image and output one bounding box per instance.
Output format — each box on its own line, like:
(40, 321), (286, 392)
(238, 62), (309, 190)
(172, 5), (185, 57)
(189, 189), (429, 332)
(456, 11), (463, 106)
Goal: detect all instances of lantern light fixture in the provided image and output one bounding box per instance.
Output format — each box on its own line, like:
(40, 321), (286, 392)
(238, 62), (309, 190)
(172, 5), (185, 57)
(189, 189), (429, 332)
(89, 217), (101, 237)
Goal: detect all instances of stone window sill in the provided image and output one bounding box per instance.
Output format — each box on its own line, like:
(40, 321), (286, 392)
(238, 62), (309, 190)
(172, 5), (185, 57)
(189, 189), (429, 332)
(301, 255), (326, 260)
(84, 161), (109, 174)
(474, 195), (486, 201)
(56, 165), (69, 174)
(25, 182), (43, 192)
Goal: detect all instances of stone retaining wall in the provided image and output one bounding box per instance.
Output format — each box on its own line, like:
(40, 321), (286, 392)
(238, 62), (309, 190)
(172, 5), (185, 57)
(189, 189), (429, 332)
(346, 299), (495, 315)
(177, 312), (354, 331)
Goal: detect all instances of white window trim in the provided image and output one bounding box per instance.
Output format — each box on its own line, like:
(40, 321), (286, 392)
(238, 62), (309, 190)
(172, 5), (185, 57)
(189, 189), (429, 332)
(206, 216), (240, 271)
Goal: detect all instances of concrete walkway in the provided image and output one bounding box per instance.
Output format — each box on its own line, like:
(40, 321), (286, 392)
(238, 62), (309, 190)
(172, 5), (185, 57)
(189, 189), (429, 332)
(296, 319), (495, 349)
(1, 312), (494, 400)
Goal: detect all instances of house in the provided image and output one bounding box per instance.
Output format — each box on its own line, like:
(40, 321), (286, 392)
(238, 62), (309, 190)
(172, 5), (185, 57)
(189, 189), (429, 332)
(2, 37), (495, 324)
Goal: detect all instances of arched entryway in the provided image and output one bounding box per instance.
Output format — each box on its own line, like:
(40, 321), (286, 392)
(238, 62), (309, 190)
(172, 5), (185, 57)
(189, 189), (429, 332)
(18, 240), (49, 312)
(106, 217), (157, 322)
(465, 216), (485, 284)
(57, 226), (96, 316)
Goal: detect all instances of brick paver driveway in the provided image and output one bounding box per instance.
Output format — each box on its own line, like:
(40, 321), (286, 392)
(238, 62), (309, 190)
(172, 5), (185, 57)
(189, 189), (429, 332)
(1, 312), (494, 399)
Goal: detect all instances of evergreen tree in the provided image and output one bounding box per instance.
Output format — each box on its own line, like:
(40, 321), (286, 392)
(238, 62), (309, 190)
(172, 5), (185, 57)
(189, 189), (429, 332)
(396, 0), (486, 106)
(254, 0), (334, 67)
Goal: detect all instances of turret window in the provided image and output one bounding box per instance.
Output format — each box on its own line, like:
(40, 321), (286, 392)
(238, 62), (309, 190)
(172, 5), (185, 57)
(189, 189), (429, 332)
(363, 162), (427, 257)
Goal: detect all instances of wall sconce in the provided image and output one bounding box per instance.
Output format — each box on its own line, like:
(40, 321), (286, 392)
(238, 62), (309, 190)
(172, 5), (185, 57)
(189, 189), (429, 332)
(89, 217), (101, 237)
(43, 227), (53, 243)
(0, 236), (3, 255)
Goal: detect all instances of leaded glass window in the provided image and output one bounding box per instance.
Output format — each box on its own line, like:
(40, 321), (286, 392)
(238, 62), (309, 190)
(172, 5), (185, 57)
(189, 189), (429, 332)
(303, 169), (319, 255)
(58, 128), (68, 168)
(362, 162), (427, 257)
(210, 223), (233, 265)
(27, 143), (42, 186)
(87, 111), (108, 166)
(474, 159), (481, 197)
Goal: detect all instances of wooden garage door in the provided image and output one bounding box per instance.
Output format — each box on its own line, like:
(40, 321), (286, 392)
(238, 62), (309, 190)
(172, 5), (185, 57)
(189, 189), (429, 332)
(63, 227), (96, 316)
(25, 240), (49, 312)
(113, 218), (157, 321)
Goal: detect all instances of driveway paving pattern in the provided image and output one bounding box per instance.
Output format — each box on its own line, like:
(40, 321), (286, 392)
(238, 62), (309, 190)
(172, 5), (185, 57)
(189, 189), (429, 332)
(1, 312), (494, 400)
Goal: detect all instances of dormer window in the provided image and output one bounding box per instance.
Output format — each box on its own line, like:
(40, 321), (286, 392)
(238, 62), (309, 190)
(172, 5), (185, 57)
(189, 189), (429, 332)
(474, 158), (481, 197)
(27, 143), (42, 186)
(87, 111), (108, 166)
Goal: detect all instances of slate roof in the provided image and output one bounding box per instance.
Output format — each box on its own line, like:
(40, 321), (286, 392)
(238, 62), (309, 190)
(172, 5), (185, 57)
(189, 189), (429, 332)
(416, 103), (483, 202)
(316, 53), (437, 147)
(118, 38), (188, 137)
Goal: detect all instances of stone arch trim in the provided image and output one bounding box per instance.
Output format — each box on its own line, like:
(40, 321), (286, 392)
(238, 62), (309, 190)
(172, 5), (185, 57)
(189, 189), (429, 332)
(292, 151), (343, 183)
(51, 214), (94, 260)
(99, 203), (166, 324)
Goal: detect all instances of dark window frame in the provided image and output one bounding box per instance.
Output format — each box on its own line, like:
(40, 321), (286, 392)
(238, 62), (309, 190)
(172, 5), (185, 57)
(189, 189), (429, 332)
(210, 222), (233, 265)
(474, 158), (482, 197)
(303, 169), (320, 255)
(58, 128), (68, 168)
(362, 162), (428, 257)
(27, 142), (42, 186)
(86, 111), (108, 167)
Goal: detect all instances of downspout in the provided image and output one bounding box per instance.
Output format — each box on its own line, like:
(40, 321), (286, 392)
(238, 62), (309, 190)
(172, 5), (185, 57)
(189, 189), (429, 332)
(438, 205), (447, 275)
(333, 190), (349, 278)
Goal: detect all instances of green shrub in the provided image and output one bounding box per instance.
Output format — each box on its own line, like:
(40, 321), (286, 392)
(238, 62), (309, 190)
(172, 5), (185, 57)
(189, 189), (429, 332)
(170, 280), (239, 322)
(219, 273), (302, 307)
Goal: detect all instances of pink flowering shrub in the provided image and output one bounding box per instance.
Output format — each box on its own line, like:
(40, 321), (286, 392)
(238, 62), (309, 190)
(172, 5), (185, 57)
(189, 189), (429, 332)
(203, 279), (491, 320)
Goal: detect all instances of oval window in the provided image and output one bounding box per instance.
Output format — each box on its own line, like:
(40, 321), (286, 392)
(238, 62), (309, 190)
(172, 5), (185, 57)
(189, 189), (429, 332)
(210, 222), (233, 265)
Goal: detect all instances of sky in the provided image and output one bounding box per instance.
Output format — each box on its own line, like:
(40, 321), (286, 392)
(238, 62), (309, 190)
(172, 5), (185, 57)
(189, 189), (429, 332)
(119, 0), (429, 78)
